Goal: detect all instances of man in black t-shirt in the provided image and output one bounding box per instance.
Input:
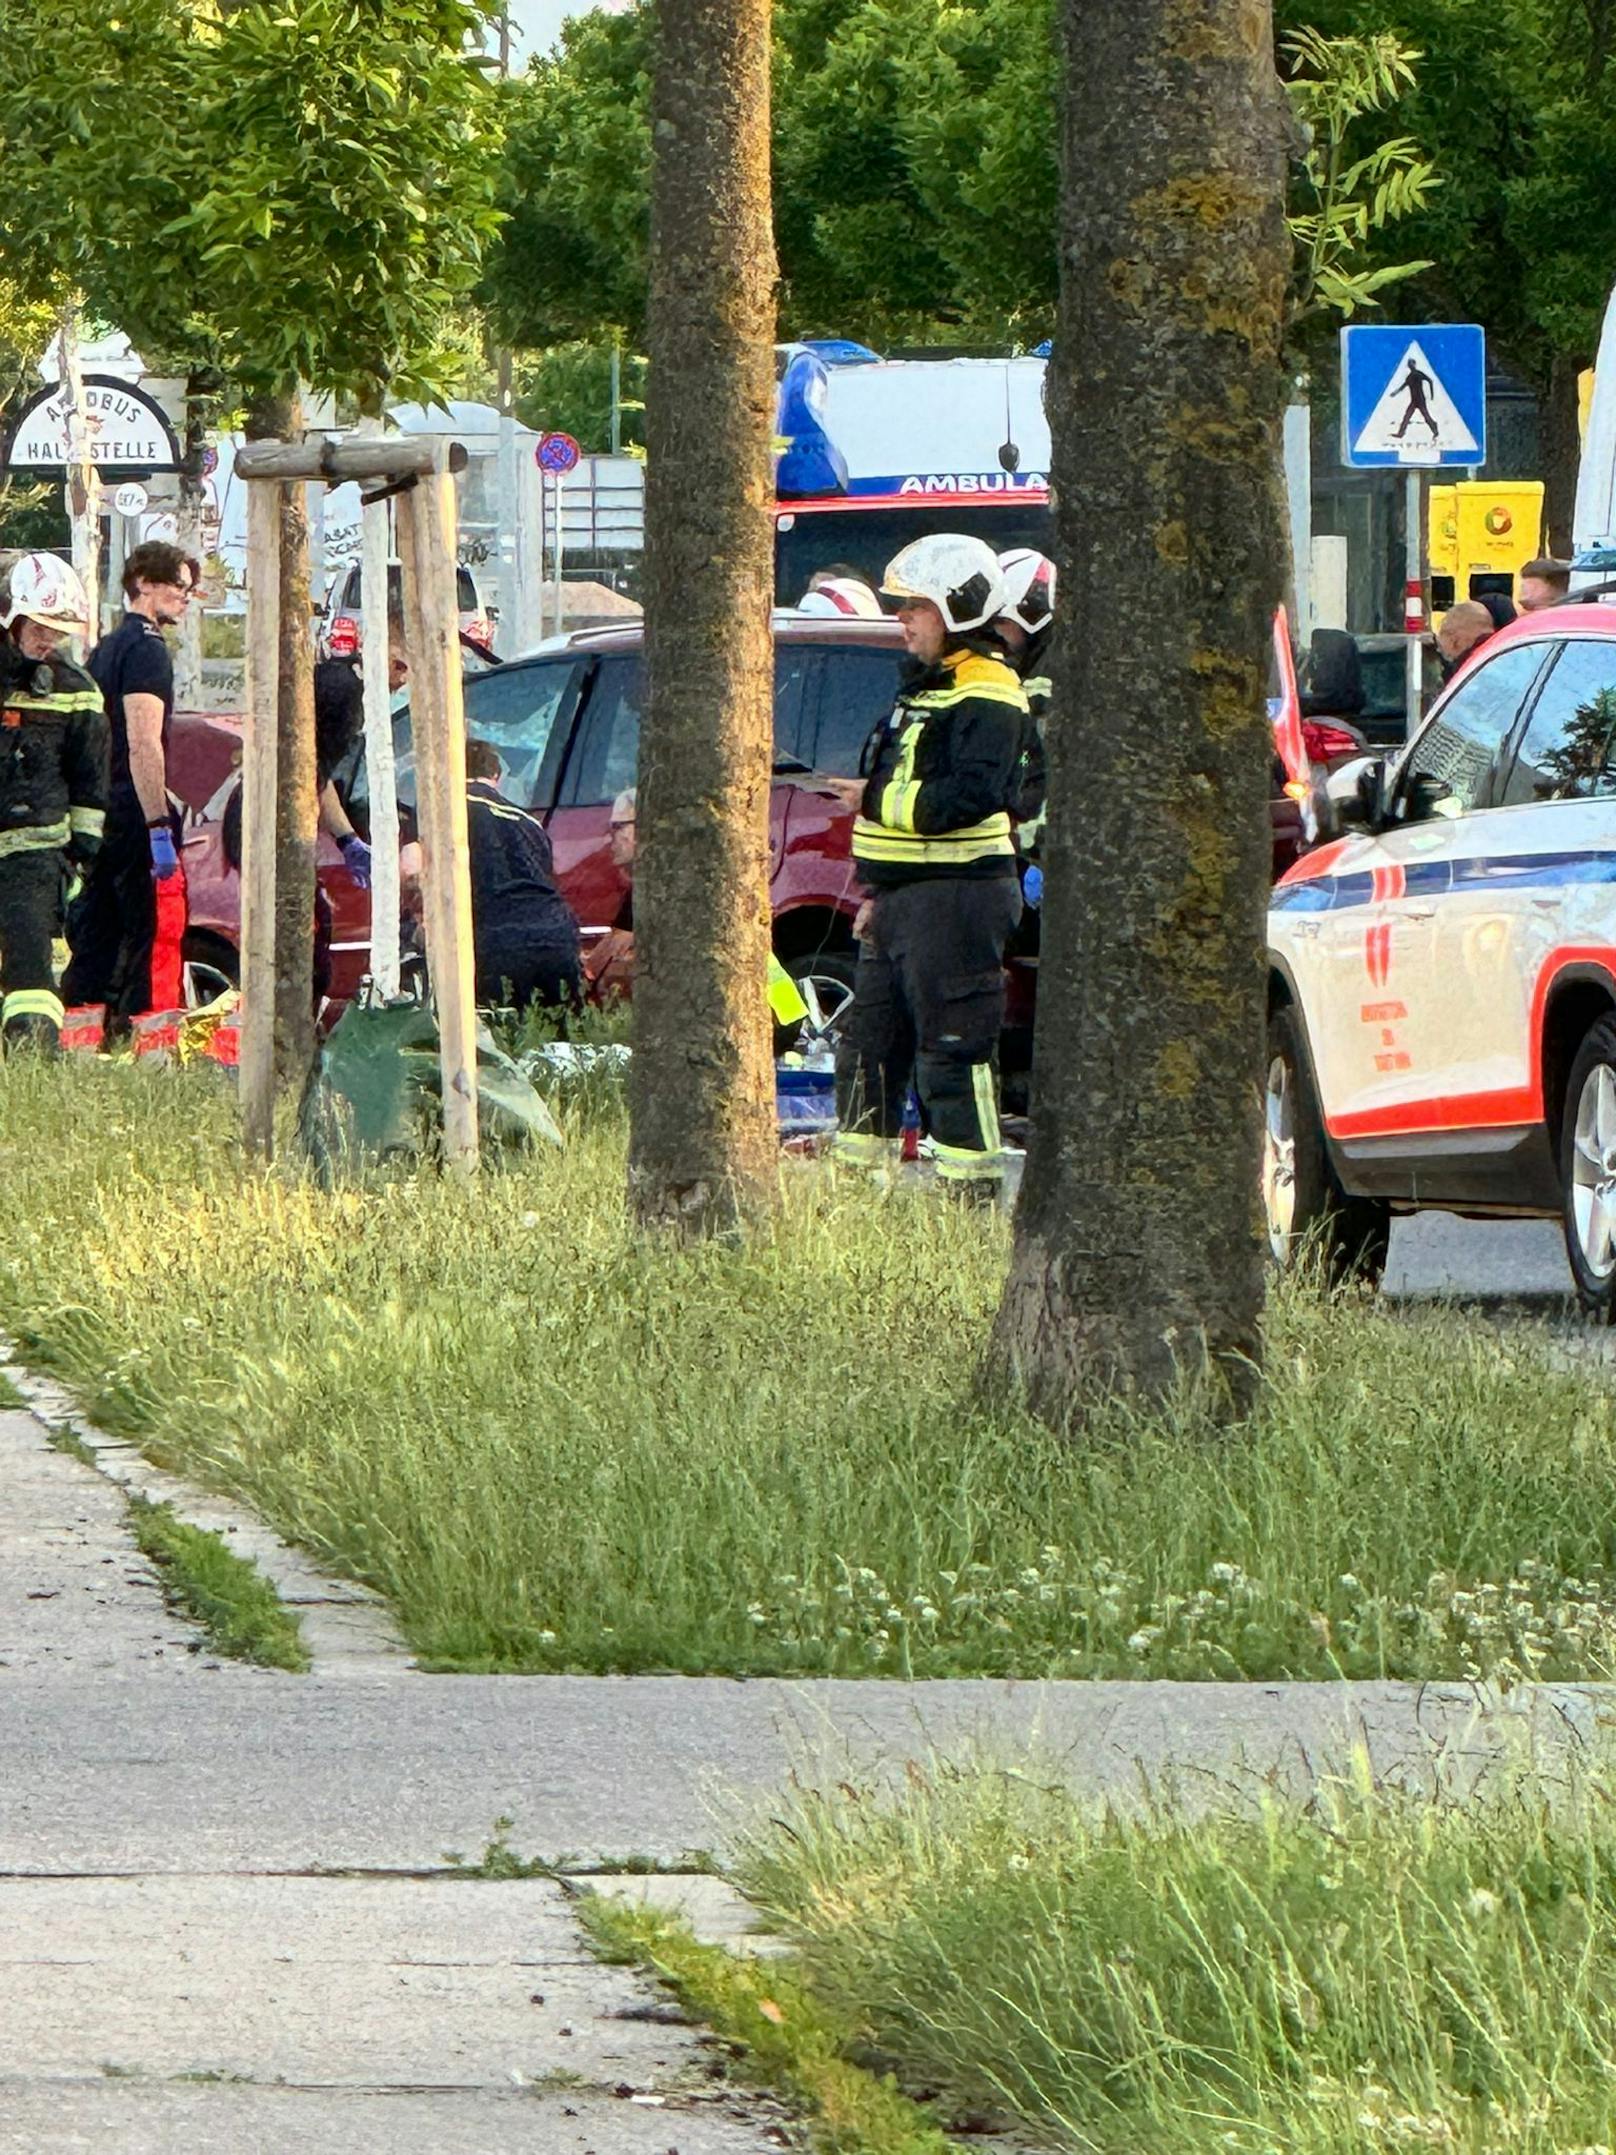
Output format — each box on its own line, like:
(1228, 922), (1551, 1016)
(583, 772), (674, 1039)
(63, 541), (194, 1023)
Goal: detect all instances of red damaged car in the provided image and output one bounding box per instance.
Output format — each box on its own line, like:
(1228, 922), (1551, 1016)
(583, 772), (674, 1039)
(170, 616), (914, 1036)
(168, 613), (1337, 1049)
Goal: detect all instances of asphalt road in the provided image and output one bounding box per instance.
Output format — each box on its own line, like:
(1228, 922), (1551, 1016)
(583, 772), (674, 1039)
(1383, 1210), (1575, 1306)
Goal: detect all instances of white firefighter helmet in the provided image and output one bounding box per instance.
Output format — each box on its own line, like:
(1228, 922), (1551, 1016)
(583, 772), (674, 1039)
(880, 534), (1008, 635)
(797, 576), (883, 620)
(998, 548), (1056, 636)
(4, 552), (89, 634)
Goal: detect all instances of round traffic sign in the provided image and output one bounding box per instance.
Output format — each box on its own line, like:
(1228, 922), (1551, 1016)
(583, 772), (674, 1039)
(112, 481), (149, 518)
(536, 431), (582, 476)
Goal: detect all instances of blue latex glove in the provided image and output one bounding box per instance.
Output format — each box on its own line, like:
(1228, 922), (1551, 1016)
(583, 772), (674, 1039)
(149, 824), (179, 881)
(1022, 862), (1044, 909)
(340, 834), (373, 889)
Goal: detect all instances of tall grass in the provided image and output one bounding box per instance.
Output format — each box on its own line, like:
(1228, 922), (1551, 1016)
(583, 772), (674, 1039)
(730, 1750), (1616, 2152)
(2, 1057), (1615, 1678)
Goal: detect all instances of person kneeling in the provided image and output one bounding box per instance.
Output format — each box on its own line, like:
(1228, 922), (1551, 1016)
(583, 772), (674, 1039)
(465, 738), (583, 1012)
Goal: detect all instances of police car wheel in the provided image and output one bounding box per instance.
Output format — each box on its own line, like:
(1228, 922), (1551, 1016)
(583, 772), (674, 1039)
(1264, 1006), (1390, 1287)
(1560, 1015), (1616, 1321)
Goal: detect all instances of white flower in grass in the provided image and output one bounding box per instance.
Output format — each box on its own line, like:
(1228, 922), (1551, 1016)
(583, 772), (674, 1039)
(1210, 1562), (1243, 1586)
(1467, 1888), (1500, 1918)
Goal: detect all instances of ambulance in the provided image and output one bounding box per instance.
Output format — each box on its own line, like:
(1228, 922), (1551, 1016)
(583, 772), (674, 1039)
(772, 342), (1053, 602)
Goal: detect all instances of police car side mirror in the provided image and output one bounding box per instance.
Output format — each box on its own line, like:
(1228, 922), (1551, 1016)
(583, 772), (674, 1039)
(1327, 757), (1385, 832)
(1403, 771), (1453, 825)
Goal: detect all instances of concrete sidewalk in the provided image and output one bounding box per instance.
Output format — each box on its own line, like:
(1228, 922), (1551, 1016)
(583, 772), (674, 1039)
(0, 1401), (791, 2153)
(2, 1389), (1610, 2151)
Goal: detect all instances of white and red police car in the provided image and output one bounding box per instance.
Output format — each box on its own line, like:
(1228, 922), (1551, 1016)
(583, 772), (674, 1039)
(1265, 593), (1616, 1313)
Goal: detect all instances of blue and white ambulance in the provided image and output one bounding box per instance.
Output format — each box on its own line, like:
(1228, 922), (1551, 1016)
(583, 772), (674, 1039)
(772, 342), (1053, 603)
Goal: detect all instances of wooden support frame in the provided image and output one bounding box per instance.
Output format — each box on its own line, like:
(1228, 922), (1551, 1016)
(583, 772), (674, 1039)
(240, 478), (282, 1159)
(235, 434), (478, 1171)
(397, 473), (480, 1176)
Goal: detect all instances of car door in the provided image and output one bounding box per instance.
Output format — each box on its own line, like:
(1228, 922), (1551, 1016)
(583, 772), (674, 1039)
(1306, 639), (1554, 1137)
(776, 645), (903, 902)
(547, 655), (642, 939)
(1453, 635), (1616, 1112)
(544, 643), (831, 939)
(333, 657), (586, 983)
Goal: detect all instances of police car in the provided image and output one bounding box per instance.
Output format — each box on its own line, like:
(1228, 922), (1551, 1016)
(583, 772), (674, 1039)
(1265, 590), (1616, 1314)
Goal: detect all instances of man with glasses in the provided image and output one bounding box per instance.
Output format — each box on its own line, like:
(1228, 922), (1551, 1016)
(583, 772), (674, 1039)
(63, 540), (195, 1027)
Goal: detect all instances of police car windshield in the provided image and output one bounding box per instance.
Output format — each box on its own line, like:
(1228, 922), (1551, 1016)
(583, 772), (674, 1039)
(774, 502), (1053, 605)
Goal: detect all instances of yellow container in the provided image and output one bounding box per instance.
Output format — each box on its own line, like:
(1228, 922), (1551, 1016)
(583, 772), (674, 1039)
(1428, 480), (1544, 623)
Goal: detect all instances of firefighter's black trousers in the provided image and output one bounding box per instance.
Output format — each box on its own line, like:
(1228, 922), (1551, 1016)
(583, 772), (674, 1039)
(0, 851), (65, 1043)
(62, 799), (156, 1025)
(834, 874), (1021, 1180)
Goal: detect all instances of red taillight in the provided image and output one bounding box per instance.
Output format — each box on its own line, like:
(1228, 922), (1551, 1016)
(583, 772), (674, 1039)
(1301, 719), (1361, 761)
(328, 615), (359, 656)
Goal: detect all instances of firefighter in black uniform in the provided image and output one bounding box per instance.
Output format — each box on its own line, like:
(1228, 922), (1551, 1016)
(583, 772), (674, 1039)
(0, 554), (107, 1049)
(827, 534), (1027, 1198)
(464, 737), (583, 1010)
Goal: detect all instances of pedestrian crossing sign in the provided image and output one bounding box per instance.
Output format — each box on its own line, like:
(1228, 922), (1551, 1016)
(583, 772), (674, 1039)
(1340, 323), (1487, 469)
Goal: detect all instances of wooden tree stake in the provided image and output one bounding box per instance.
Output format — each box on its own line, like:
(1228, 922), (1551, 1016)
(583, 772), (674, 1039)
(240, 477), (281, 1160)
(396, 475), (480, 1174)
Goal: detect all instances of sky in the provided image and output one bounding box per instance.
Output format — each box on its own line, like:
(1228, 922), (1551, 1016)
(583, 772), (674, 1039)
(502, 0), (628, 65)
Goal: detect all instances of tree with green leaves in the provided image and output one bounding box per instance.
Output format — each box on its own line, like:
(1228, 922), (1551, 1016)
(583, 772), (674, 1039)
(1284, 0), (1616, 547)
(1283, 26), (1436, 336)
(484, 0), (1437, 358)
(0, 0), (504, 1094)
(516, 343), (646, 454)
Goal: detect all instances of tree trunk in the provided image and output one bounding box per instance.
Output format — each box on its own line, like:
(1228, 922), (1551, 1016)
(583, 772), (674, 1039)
(245, 388), (317, 1100)
(1541, 351), (1585, 559)
(988, 0), (1291, 1422)
(628, 0), (778, 1234)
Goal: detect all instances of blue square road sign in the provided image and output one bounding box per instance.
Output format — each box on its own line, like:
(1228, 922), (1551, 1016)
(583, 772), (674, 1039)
(1340, 324), (1487, 469)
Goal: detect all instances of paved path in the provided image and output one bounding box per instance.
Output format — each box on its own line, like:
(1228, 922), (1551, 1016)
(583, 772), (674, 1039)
(0, 1405), (788, 2153)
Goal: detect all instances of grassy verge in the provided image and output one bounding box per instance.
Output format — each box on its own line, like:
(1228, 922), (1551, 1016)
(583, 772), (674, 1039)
(727, 1753), (1616, 2154)
(1, 1056), (1614, 1679)
(128, 1497), (309, 1670)
(582, 1895), (955, 2155)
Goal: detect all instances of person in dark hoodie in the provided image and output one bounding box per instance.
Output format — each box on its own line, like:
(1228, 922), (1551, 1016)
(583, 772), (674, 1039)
(463, 737), (582, 1011)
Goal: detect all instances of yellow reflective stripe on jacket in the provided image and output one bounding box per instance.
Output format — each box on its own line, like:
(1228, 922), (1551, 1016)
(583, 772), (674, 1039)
(878, 776), (923, 832)
(767, 955), (808, 1027)
(906, 677), (1027, 713)
(1, 988), (65, 1028)
(69, 806), (105, 838)
(5, 690), (102, 715)
(852, 814), (1014, 865)
(0, 818), (70, 859)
